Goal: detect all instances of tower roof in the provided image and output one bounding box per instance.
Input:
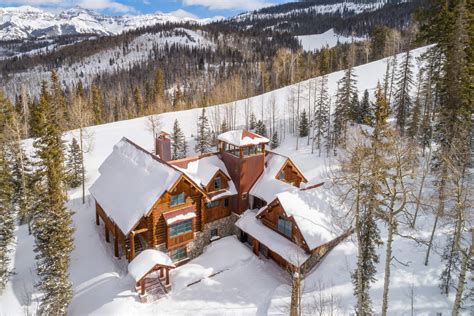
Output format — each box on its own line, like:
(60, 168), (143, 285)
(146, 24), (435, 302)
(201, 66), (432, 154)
(217, 130), (269, 147)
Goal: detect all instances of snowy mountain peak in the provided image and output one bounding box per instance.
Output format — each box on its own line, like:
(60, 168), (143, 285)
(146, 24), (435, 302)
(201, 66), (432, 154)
(0, 6), (211, 41)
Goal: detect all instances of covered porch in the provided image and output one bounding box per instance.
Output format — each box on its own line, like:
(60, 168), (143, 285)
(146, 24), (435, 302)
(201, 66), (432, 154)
(128, 249), (175, 303)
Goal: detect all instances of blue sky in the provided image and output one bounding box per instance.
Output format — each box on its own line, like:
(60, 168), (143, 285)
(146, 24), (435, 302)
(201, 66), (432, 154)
(1, 0), (292, 18)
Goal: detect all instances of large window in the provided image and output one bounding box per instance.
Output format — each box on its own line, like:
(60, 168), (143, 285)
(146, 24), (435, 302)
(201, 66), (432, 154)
(279, 170), (286, 181)
(170, 192), (185, 207)
(206, 201), (219, 209)
(214, 176), (222, 190)
(278, 216), (292, 237)
(169, 220), (192, 236)
(224, 198), (229, 208)
(171, 247), (187, 262)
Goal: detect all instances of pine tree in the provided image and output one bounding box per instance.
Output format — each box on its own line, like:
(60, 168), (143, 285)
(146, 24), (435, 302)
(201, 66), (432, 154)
(133, 87), (144, 116)
(220, 120), (229, 134)
(66, 138), (83, 188)
(359, 89), (374, 126)
(255, 120), (267, 137)
(334, 61), (357, 147)
(0, 145), (14, 291)
(394, 49), (414, 136)
(91, 84), (103, 125)
(29, 82), (49, 138)
(313, 76), (330, 156)
(171, 119), (187, 160)
(249, 112), (257, 130)
(194, 108), (212, 155)
(270, 131), (279, 149)
(154, 68), (165, 102)
(32, 82), (75, 314)
(299, 109), (309, 137)
(350, 91), (360, 123)
(173, 83), (185, 109)
(50, 70), (68, 130)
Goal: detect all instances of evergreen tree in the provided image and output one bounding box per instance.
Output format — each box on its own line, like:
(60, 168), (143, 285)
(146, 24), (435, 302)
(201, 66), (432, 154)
(173, 83), (185, 109)
(220, 120), (229, 134)
(359, 89), (374, 126)
(249, 112), (257, 130)
(299, 109), (309, 137)
(0, 145), (14, 291)
(32, 82), (75, 314)
(154, 68), (165, 102)
(313, 76), (330, 156)
(29, 82), (49, 138)
(194, 108), (212, 155)
(334, 62), (358, 147)
(270, 131), (279, 149)
(133, 87), (144, 116)
(50, 70), (68, 130)
(350, 91), (361, 123)
(66, 138), (83, 188)
(171, 119), (187, 160)
(255, 120), (267, 137)
(439, 234), (461, 295)
(394, 49), (414, 136)
(91, 84), (103, 125)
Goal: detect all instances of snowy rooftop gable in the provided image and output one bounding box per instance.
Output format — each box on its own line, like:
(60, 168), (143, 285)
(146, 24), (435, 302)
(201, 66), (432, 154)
(174, 155), (231, 188)
(250, 152), (307, 203)
(89, 138), (182, 235)
(271, 188), (338, 251)
(128, 249), (175, 282)
(236, 210), (309, 267)
(217, 129), (269, 147)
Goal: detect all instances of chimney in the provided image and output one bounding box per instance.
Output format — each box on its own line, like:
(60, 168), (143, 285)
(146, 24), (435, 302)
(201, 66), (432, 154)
(155, 132), (171, 161)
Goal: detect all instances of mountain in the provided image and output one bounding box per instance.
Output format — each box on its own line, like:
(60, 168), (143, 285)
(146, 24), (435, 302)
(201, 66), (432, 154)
(0, 6), (219, 41)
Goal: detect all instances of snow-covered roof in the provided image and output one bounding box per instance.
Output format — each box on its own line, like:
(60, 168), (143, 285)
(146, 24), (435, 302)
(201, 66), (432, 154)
(175, 155), (230, 188)
(128, 249), (175, 282)
(235, 210), (309, 267)
(174, 154), (238, 201)
(274, 188), (337, 250)
(163, 206), (197, 225)
(89, 138), (181, 234)
(217, 130), (269, 147)
(250, 152), (297, 203)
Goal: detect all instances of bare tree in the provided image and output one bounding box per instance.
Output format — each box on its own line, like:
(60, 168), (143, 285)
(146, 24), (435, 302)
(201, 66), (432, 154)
(146, 114), (162, 140)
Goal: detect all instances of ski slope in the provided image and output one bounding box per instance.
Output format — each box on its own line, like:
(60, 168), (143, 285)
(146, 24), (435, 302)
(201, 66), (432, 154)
(0, 46), (466, 315)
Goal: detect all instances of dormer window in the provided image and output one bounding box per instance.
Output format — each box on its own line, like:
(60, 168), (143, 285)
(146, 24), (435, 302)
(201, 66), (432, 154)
(278, 216), (292, 237)
(214, 176), (222, 190)
(170, 192), (185, 207)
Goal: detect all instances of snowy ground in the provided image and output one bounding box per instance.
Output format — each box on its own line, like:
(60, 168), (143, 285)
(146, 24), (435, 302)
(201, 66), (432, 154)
(1, 46), (469, 315)
(297, 29), (365, 52)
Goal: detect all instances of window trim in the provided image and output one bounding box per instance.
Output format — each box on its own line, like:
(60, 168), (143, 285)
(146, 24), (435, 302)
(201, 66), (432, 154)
(170, 192), (186, 207)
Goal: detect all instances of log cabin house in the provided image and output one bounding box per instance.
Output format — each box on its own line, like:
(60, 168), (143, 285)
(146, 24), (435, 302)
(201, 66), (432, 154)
(90, 129), (349, 279)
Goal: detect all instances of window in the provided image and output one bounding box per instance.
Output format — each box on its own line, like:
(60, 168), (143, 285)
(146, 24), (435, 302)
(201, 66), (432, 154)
(170, 192), (185, 206)
(211, 228), (218, 238)
(214, 176), (222, 190)
(206, 201), (219, 209)
(279, 170), (286, 181)
(224, 198), (229, 208)
(278, 216), (292, 237)
(171, 247), (187, 262)
(169, 220), (192, 236)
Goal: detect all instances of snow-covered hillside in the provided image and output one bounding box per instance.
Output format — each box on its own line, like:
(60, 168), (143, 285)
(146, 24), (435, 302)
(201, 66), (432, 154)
(1, 28), (215, 97)
(297, 28), (365, 51)
(0, 6), (218, 41)
(0, 46), (466, 315)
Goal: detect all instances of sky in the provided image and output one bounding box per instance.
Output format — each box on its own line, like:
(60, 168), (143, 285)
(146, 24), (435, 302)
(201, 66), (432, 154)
(0, 0), (293, 18)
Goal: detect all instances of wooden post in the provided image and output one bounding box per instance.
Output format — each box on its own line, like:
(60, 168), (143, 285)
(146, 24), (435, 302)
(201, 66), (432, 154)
(105, 224), (110, 243)
(130, 232), (135, 261)
(166, 268), (170, 286)
(253, 239), (260, 256)
(160, 267), (164, 278)
(96, 209), (100, 225)
(114, 224), (119, 258)
(140, 279), (145, 295)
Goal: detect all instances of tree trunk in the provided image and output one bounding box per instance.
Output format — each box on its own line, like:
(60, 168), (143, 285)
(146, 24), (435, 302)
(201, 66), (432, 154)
(381, 214), (395, 316)
(80, 127), (86, 204)
(425, 212), (439, 266)
(452, 248), (469, 316)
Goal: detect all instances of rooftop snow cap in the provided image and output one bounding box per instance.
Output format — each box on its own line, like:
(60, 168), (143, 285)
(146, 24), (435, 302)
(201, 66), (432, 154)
(217, 130), (269, 147)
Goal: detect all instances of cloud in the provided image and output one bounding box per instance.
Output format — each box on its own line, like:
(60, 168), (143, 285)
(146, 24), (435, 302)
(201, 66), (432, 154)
(1, 0), (135, 13)
(182, 0), (273, 11)
(167, 9), (198, 19)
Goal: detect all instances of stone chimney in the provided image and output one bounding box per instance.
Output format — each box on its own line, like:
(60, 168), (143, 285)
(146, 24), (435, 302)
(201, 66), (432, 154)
(155, 132), (171, 161)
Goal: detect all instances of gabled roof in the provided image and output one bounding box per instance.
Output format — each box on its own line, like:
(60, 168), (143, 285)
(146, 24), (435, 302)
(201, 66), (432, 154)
(217, 130), (269, 147)
(235, 210), (309, 267)
(250, 152), (307, 203)
(171, 154), (237, 201)
(89, 138), (183, 235)
(128, 249), (175, 282)
(262, 187), (337, 251)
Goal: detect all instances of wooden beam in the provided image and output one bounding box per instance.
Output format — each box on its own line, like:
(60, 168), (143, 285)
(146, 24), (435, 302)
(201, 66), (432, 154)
(96, 209), (100, 225)
(130, 233), (135, 261)
(140, 279), (145, 295)
(114, 224), (119, 258)
(133, 227), (149, 235)
(165, 268), (170, 286)
(105, 224), (110, 243)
